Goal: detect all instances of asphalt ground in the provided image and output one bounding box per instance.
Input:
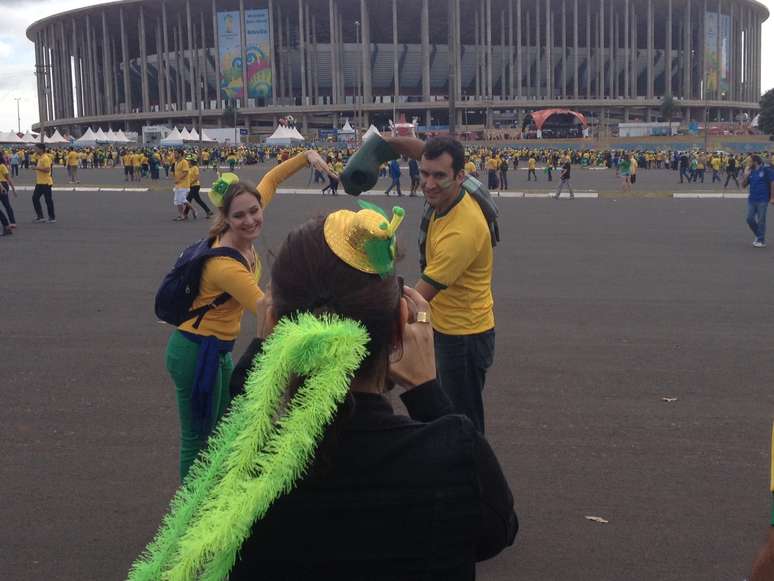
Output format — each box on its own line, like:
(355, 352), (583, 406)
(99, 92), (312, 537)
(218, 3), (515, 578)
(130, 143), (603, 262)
(2, 177), (772, 581)
(5, 161), (749, 196)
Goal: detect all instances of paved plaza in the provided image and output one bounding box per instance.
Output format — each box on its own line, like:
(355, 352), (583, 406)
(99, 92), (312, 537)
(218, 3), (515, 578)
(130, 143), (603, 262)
(2, 178), (773, 580)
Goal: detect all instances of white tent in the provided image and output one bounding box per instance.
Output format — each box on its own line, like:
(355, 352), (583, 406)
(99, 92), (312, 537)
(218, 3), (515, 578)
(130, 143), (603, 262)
(340, 120), (355, 135)
(160, 127), (183, 146)
(76, 127), (98, 146)
(180, 127), (192, 140)
(200, 130), (217, 143)
(115, 130), (132, 143)
(44, 129), (69, 144)
(363, 124), (382, 141)
(21, 131), (38, 143)
(106, 129), (119, 143)
(265, 125), (304, 146)
(0, 131), (23, 144)
(94, 128), (108, 142)
(186, 128), (200, 141)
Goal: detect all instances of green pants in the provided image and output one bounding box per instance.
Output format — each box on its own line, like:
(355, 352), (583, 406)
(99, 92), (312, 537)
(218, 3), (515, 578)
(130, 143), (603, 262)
(165, 330), (234, 481)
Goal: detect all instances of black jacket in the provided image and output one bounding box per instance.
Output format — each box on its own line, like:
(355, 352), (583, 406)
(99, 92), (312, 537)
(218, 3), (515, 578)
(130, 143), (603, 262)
(228, 339), (518, 580)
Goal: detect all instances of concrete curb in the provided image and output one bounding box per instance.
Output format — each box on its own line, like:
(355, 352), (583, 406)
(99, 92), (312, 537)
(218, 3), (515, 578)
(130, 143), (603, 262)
(672, 192), (747, 199)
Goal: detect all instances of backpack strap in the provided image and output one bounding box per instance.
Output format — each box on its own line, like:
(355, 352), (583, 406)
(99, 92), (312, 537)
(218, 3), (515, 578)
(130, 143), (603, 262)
(188, 246), (251, 329)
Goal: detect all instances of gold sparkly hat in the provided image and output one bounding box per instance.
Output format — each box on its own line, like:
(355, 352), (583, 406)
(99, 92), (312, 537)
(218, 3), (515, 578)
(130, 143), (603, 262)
(324, 201), (405, 277)
(208, 172), (240, 207)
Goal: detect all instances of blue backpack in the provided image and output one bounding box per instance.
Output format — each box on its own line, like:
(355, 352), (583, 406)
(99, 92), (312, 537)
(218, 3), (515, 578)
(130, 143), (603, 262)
(155, 238), (249, 329)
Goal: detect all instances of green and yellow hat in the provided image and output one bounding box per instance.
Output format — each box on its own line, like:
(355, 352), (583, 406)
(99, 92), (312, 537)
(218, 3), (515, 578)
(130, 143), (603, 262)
(208, 172), (240, 208)
(324, 201), (405, 278)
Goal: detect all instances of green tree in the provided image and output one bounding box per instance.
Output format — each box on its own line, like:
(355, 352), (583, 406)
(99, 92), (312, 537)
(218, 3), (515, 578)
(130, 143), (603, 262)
(758, 88), (774, 136)
(660, 95), (676, 127)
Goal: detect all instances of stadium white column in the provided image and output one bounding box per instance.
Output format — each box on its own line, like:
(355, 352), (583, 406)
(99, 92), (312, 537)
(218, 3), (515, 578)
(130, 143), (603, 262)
(666, 0), (673, 97)
(546, 0), (552, 98)
(140, 5), (150, 113)
(328, 0), (337, 104)
(487, 0), (493, 100)
(201, 13), (209, 109)
(239, 0), (248, 107)
(156, 22), (166, 113)
(609, 0), (614, 97)
(164, 1), (173, 111)
(421, 0), (430, 104)
(585, 1), (591, 97)
(85, 16), (95, 115)
(455, 0), (463, 103)
(187, 0), (198, 110)
(624, 0), (629, 98)
(683, 0), (691, 99)
(268, 0), (277, 105)
(562, 0), (567, 99)
(101, 12), (113, 114)
(526, 5), (532, 95)
(598, 0), (603, 99)
(631, 3), (637, 98)
(392, 0), (399, 108)
(475, 9), (481, 99)
(305, 3), (314, 105)
(501, 14), (506, 100)
(536, 0), (542, 98)
(509, 0), (514, 98)
(362, 0), (372, 105)
(573, 0), (578, 98)
(211, 0), (220, 110)
(71, 20), (81, 118)
(176, 17), (185, 108)
(297, 0), (307, 106)
(647, 0), (653, 99)
(312, 13), (320, 106)
(517, 0), (523, 98)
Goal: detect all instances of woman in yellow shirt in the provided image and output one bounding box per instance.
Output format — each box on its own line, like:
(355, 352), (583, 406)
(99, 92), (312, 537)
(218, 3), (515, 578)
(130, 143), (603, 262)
(182, 157), (213, 219)
(167, 148), (337, 480)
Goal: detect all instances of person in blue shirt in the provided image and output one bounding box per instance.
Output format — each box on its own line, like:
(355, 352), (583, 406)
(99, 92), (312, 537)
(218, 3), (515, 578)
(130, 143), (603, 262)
(742, 155), (774, 248)
(408, 157), (420, 196)
(384, 158), (403, 196)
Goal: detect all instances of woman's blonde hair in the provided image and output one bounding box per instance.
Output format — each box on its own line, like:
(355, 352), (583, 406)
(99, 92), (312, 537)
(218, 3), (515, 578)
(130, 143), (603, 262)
(208, 181), (263, 238)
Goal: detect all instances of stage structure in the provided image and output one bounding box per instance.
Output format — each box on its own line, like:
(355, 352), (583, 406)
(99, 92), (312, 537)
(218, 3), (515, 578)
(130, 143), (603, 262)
(27, 0), (768, 138)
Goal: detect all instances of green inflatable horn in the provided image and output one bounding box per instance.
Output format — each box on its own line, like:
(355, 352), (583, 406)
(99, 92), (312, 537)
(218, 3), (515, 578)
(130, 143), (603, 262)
(340, 134), (399, 196)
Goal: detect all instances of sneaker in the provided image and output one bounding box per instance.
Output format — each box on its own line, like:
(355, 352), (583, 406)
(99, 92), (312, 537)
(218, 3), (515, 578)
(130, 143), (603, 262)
(34, 217), (46, 223)
(2, 227), (12, 236)
(753, 240), (766, 248)
(47, 219), (56, 223)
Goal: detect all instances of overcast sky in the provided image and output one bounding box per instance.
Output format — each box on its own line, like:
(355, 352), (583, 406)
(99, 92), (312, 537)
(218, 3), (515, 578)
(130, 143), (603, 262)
(1, 0), (772, 133)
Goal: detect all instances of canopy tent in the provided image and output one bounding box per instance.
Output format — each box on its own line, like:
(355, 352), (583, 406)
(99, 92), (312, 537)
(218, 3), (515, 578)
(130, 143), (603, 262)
(94, 128), (109, 143)
(21, 131), (38, 143)
(106, 129), (119, 142)
(339, 120), (355, 134)
(362, 125), (381, 141)
(0, 131), (23, 144)
(160, 127), (183, 146)
(265, 125), (304, 146)
(114, 130), (132, 143)
(522, 108), (587, 138)
(179, 127), (192, 140)
(44, 129), (69, 144)
(186, 128), (200, 141)
(75, 127), (98, 146)
(200, 130), (217, 143)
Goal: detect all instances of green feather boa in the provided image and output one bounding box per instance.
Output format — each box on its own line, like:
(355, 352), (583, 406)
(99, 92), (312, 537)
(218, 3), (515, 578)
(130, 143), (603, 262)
(128, 313), (370, 581)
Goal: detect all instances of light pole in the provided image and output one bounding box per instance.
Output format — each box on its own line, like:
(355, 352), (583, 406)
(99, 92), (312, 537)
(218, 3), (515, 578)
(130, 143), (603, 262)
(14, 98), (21, 134)
(354, 20), (361, 131)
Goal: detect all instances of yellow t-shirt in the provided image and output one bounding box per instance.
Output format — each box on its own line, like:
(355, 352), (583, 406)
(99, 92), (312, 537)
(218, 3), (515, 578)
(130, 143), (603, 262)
(122, 154), (133, 167)
(189, 165), (200, 187)
(528, 157), (537, 170)
(177, 152), (309, 340)
(464, 161), (477, 175)
(422, 191), (494, 335)
(174, 159), (190, 188)
(132, 154), (143, 168)
(486, 157), (500, 171)
(67, 151), (80, 167)
(36, 153), (53, 186)
(0, 163), (9, 182)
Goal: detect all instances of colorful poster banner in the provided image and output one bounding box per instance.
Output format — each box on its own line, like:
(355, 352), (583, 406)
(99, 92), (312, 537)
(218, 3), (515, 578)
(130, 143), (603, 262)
(218, 11), (243, 100)
(217, 10), (272, 101)
(245, 9), (273, 99)
(704, 11), (730, 99)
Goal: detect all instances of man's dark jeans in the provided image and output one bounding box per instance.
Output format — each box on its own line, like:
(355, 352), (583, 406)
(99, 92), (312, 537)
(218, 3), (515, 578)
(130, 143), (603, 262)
(434, 329), (495, 433)
(32, 184), (55, 220)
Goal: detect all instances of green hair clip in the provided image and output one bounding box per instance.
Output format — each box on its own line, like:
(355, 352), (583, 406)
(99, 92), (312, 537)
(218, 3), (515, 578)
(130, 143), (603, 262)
(208, 173), (240, 208)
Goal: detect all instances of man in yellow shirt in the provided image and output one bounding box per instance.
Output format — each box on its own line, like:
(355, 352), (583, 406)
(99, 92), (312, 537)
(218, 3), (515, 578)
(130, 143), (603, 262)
(173, 149), (190, 220)
(364, 136), (496, 432)
(32, 143), (56, 223)
(66, 147), (80, 184)
(122, 150), (134, 181)
(527, 155), (538, 181)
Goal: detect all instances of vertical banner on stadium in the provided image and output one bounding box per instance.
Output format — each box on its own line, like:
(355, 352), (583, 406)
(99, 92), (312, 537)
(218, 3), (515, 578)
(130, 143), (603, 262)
(218, 11), (244, 100)
(704, 12), (719, 98)
(719, 14), (730, 98)
(245, 9), (273, 99)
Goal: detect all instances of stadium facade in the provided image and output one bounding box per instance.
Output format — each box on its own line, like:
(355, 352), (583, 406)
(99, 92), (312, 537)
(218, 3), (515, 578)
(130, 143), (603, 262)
(27, 0), (769, 137)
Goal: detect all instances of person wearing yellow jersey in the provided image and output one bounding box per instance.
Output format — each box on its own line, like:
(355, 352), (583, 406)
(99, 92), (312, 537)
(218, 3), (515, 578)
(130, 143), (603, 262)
(373, 136), (496, 433)
(32, 143), (55, 223)
(710, 155), (722, 183)
(173, 149), (191, 220)
(122, 150), (134, 181)
(132, 151), (143, 181)
(66, 147), (81, 184)
(464, 158), (477, 177)
(182, 157), (213, 219)
(527, 155), (538, 181)
(486, 155), (500, 190)
(0, 157), (16, 234)
(166, 148), (337, 479)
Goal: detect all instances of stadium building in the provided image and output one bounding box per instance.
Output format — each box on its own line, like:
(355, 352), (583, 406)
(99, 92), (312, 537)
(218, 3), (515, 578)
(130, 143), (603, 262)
(27, 0), (769, 138)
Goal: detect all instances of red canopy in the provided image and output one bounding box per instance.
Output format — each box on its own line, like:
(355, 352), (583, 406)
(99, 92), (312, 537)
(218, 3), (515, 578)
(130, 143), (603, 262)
(527, 109), (588, 130)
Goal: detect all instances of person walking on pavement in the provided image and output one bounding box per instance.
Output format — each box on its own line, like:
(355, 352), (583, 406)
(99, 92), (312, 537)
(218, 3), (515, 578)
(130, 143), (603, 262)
(554, 160), (575, 199)
(0, 157), (17, 231)
(527, 155), (538, 181)
(742, 155), (774, 248)
(384, 158), (403, 196)
(32, 143), (55, 223)
(724, 155), (740, 189)
(409, 157), (420, 196)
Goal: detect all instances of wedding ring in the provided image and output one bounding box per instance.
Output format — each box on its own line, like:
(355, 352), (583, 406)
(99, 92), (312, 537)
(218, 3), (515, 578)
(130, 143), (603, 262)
(416, 311), (430, 324)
